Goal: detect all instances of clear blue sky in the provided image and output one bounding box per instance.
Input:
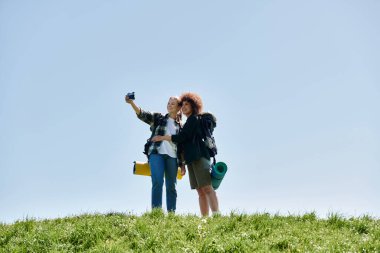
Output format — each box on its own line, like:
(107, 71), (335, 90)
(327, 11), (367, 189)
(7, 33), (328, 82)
(1, 0), (379, 223)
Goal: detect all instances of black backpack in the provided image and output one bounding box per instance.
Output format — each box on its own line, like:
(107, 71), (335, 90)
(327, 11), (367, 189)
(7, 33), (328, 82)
(197, 112), (218, 165)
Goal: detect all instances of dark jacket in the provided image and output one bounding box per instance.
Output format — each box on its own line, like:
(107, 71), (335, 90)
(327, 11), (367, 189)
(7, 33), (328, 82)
(171, 114), (210, 164)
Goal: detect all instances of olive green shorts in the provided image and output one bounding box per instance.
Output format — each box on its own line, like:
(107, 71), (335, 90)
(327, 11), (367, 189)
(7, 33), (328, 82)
(187, 157), (211, 189)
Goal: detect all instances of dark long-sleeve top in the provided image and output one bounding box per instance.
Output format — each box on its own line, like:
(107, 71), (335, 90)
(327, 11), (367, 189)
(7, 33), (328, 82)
(171, 114), (210, 164)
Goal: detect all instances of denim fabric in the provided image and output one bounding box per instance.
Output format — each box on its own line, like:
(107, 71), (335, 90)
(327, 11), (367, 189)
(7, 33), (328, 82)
(149, 154), (178, 212)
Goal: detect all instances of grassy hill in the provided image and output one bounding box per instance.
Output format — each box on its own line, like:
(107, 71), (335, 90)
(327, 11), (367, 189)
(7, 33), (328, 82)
(1, 210), (379, 252)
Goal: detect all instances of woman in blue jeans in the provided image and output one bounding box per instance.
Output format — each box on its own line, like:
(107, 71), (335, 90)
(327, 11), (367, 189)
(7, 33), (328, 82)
(125, 96), (185, 212)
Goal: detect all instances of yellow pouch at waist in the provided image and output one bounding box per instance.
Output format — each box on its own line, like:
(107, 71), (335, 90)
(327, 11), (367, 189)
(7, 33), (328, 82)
(133, 161), (183, 180)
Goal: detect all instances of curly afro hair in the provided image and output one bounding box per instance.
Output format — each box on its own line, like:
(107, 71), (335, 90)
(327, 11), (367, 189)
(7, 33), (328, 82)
(179, 92), (203, 115)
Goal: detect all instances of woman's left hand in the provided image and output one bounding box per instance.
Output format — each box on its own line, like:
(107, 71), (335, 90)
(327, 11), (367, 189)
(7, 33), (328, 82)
(180, 165), (186, 176)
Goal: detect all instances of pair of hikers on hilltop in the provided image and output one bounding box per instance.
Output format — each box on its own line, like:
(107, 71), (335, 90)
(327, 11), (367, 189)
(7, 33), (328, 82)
(125, 92), (220, 216)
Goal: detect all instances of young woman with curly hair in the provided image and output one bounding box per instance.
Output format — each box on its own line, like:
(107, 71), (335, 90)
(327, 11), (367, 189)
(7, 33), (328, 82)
(152, 92), (220, 216)
(125, 95), (186, 213)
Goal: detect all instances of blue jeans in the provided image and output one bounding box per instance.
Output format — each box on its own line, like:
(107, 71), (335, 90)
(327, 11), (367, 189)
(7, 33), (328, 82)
(148, 154), (178, 212)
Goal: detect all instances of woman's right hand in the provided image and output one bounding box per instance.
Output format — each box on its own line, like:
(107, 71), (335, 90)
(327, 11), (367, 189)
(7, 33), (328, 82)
(125, 96), (133, 104)
(151, 136), (164, 142)
(125, 96), (141, 115)
(152, 135), (171, 142)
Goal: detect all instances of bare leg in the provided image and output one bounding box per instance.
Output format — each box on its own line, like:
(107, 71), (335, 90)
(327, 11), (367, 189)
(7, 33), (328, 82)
(196, 188), (209, 216)
(202, 185), (219, 213)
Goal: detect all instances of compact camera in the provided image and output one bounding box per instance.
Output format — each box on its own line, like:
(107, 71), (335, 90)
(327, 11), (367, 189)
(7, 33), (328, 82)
(126, 92), (135, 100)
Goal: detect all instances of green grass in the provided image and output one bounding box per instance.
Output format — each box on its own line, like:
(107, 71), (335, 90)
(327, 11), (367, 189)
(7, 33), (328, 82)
(1, 210), (379, 252)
